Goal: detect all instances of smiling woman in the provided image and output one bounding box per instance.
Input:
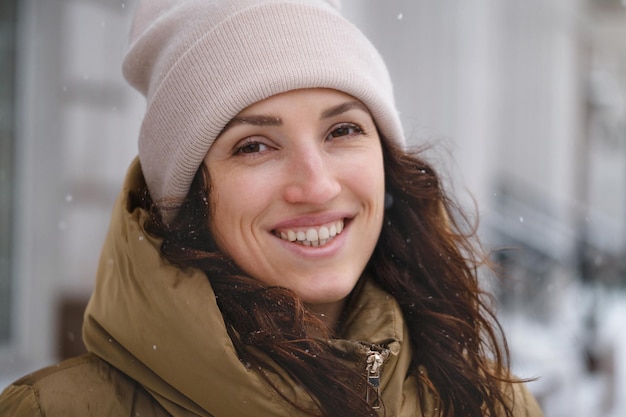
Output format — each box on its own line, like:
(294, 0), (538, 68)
(205, 89), (385, 324)
(0, 1), (544, 416)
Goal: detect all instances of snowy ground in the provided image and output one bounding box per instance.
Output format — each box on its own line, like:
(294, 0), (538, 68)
(503, 284), (626, 417)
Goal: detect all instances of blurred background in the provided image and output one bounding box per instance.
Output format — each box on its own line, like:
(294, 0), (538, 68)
(0, 0), (624, 415)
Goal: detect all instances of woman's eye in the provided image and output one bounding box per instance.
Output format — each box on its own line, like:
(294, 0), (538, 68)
(233, 141), (268, 155)
(328, 123), (363, 139)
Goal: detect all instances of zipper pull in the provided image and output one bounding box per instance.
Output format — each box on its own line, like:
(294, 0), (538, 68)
(365, 348), (388, 409)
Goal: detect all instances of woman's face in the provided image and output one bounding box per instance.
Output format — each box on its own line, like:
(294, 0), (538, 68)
(204, 88), (385, 318)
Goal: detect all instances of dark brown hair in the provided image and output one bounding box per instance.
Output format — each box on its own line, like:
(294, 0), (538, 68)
(140, 139), (518, 417)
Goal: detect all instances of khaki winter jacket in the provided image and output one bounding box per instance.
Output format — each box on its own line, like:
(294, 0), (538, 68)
(0, 160), (544, 417)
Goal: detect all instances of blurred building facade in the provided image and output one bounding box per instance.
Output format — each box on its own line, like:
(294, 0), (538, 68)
(1, 0), (625, 415)
(0, 0), (142, 381)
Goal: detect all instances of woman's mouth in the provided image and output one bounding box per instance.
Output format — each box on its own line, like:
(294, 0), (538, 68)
(274, 220), (345, 247)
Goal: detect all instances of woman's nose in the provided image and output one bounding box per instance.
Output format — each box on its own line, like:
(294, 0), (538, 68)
(282, 147), (341, 205)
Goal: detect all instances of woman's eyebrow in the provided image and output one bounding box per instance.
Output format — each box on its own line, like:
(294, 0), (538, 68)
(221, 100), (369, 133)
(321, 101), (369, 119)
(222, 115), (282, 131)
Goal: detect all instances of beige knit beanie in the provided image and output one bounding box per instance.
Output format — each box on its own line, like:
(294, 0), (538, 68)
(123, 0), (405, 221)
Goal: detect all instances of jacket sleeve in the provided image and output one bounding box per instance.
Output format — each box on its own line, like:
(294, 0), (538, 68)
(0, 383), (43, 417)
(0, 355), (173, 417)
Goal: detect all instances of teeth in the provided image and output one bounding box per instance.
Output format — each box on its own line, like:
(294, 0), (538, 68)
(276, 220), (344, 247)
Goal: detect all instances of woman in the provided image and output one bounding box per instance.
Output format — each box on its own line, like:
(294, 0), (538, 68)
(0, 0), (543, 416)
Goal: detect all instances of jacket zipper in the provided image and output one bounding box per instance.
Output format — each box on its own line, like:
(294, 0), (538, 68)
(365, 347), (389, 409)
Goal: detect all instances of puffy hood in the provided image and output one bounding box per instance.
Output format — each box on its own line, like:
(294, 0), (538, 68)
(82, 158), (418, 416)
